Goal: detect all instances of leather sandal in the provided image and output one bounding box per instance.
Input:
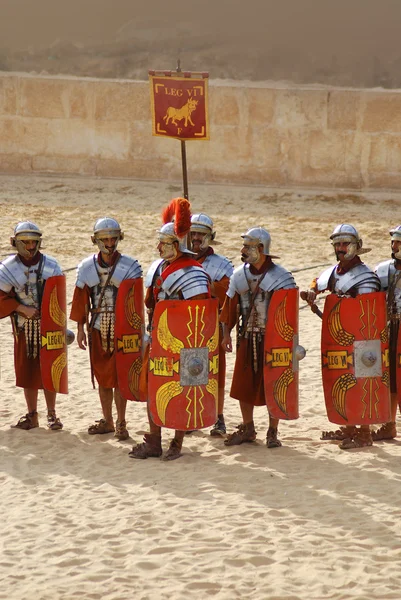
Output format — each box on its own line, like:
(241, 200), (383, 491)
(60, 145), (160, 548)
(88, 419), (115, 435)
(129, 434), (162, 459)
(266, 427), (282, 448)
(114, 419), (129, 441)
(47, 410), (63, 430)
(339, 428), (373, 450)
(163, 437), (183, 461)
(372, 422), (397, 441)
(224, 422), (257, 446)
(321, 426), (357, 441)
(12, 410), (39, 430)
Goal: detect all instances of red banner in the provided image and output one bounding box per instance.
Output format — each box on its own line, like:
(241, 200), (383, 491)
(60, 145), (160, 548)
(149, 72), (209, 141)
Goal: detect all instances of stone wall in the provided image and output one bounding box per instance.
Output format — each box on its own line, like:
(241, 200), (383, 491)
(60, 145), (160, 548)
(1, 72), (401, 190)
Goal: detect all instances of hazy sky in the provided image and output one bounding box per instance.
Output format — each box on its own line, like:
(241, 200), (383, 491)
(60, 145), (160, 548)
(1, 0), (401, 86)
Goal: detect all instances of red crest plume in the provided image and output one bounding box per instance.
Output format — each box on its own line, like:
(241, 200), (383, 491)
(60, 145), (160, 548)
(161, 197), (191, 238)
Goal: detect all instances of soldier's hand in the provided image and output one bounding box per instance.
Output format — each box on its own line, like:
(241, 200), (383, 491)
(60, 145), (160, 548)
(77, 329), (87, 350)
(301, 290), (317, 306)
(17, 305), (39, 319)
(222, 332), (232, 353)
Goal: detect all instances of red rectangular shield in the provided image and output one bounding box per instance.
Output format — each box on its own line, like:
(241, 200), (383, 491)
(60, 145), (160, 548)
(114, 278), (144, 401)
(321, 292), (390, 425)
(40, 275), (68, 394)
(149, 72), (209, 141)
(148, 298), (219, 430)
(264, 288), (301, 420)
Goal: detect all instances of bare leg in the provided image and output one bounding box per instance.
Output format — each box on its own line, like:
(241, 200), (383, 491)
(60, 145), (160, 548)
(24, 388), (39, 413)
(44, 390), (57, 413)
(114, 388), (127, 423)
(98, 385), (114, 427)
(114, 388), (129, 440)
(147, 404), (162, 436)
(239, 401), (254, 424)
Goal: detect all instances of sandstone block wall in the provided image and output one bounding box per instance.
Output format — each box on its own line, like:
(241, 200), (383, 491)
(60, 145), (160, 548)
(0, 72), (401, 190)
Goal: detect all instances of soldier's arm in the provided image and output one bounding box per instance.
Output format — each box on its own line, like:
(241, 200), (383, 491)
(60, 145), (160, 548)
(69, 285), (90, 324)
(0, 290), (39, 320)
(212, 275), (230, 308)
(220, 294), (239, 352)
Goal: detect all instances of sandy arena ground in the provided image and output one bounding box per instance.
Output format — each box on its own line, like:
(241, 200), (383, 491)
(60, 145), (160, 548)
(1, 173), (401, 600)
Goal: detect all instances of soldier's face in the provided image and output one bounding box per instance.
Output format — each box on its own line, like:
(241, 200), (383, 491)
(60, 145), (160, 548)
(158, 240), (178, 261)
(101, 237), (118, 254)
(190, 231), (207, 253)
(392, 240), (401, 259)
(23, 240), (39, 257)
(334, 241), (350, 260)
(241, 243), (261, 264)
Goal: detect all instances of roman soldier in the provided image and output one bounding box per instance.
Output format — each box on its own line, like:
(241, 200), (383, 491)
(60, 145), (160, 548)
(0, 221), (64, 430)
(70, 218), (143, 441)
(303, 223), (383, 449)
(221, 227), (297, 448)
(190, 213), (233, 436)
(129, 198), (212, 461)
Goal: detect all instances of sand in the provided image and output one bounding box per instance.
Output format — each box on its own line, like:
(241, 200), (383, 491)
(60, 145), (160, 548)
(1, 173), (401, 600)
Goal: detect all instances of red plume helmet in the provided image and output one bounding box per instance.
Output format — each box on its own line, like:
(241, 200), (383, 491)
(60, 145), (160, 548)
(161, 197), (191, 238)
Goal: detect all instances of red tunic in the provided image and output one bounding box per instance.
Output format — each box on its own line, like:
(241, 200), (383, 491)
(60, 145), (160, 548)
(0, 253), (45, 389)
(220, 258), (272, 407)
(69, 252), (123, 389)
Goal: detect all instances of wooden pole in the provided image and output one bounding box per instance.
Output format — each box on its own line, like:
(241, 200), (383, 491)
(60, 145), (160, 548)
(176, 59), (189, 200)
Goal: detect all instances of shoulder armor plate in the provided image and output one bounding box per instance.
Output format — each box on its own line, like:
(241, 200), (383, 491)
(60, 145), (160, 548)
(202, 254), (234, 281)
(111, 254), (142, 286)
(336, 264), (380, 294)
(163, 266), (210, 299)
(374, 259), (395, 290)
(76, 255), (99, 289)
(259, 263), (296, 292)
(317, 265), (337, 292)
(145, 259), (164, 288)
(42, 255), (62, 280)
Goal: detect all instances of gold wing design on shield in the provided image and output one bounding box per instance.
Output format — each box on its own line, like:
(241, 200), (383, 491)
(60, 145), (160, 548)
(206, 316), (219, 353)
(49, 287), (66, 327)
(273, 368), (294, 416)
(128, 357), (142, 397)
(275, 297), (294, 342)
(157, 309), (184, 353)
(328, 302), (355, 346)
(51, 352), (67, 392)
(206, 378), (218, 408)
(125, 285), (143, 329)
(156, 380), (183, 424)
(332, 373), (357, 420)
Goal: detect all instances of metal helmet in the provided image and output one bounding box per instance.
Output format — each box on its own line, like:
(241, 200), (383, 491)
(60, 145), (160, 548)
(330, 223), (368, 260)
(11, 221), (42, 259)
(190, 213), (219, 250)
(91, 217), (124, 254)
(241, 227), (279, 258)
(158, 222), (196, 255)
(390, 225), (401, 259)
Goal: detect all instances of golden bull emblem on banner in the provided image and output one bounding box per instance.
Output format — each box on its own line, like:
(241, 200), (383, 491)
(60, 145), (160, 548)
(149, 71), (209, 140)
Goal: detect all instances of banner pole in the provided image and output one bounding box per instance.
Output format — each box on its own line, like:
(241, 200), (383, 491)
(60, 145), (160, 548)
(176, 59), (189, 200)
(181, 140), (189, 200)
